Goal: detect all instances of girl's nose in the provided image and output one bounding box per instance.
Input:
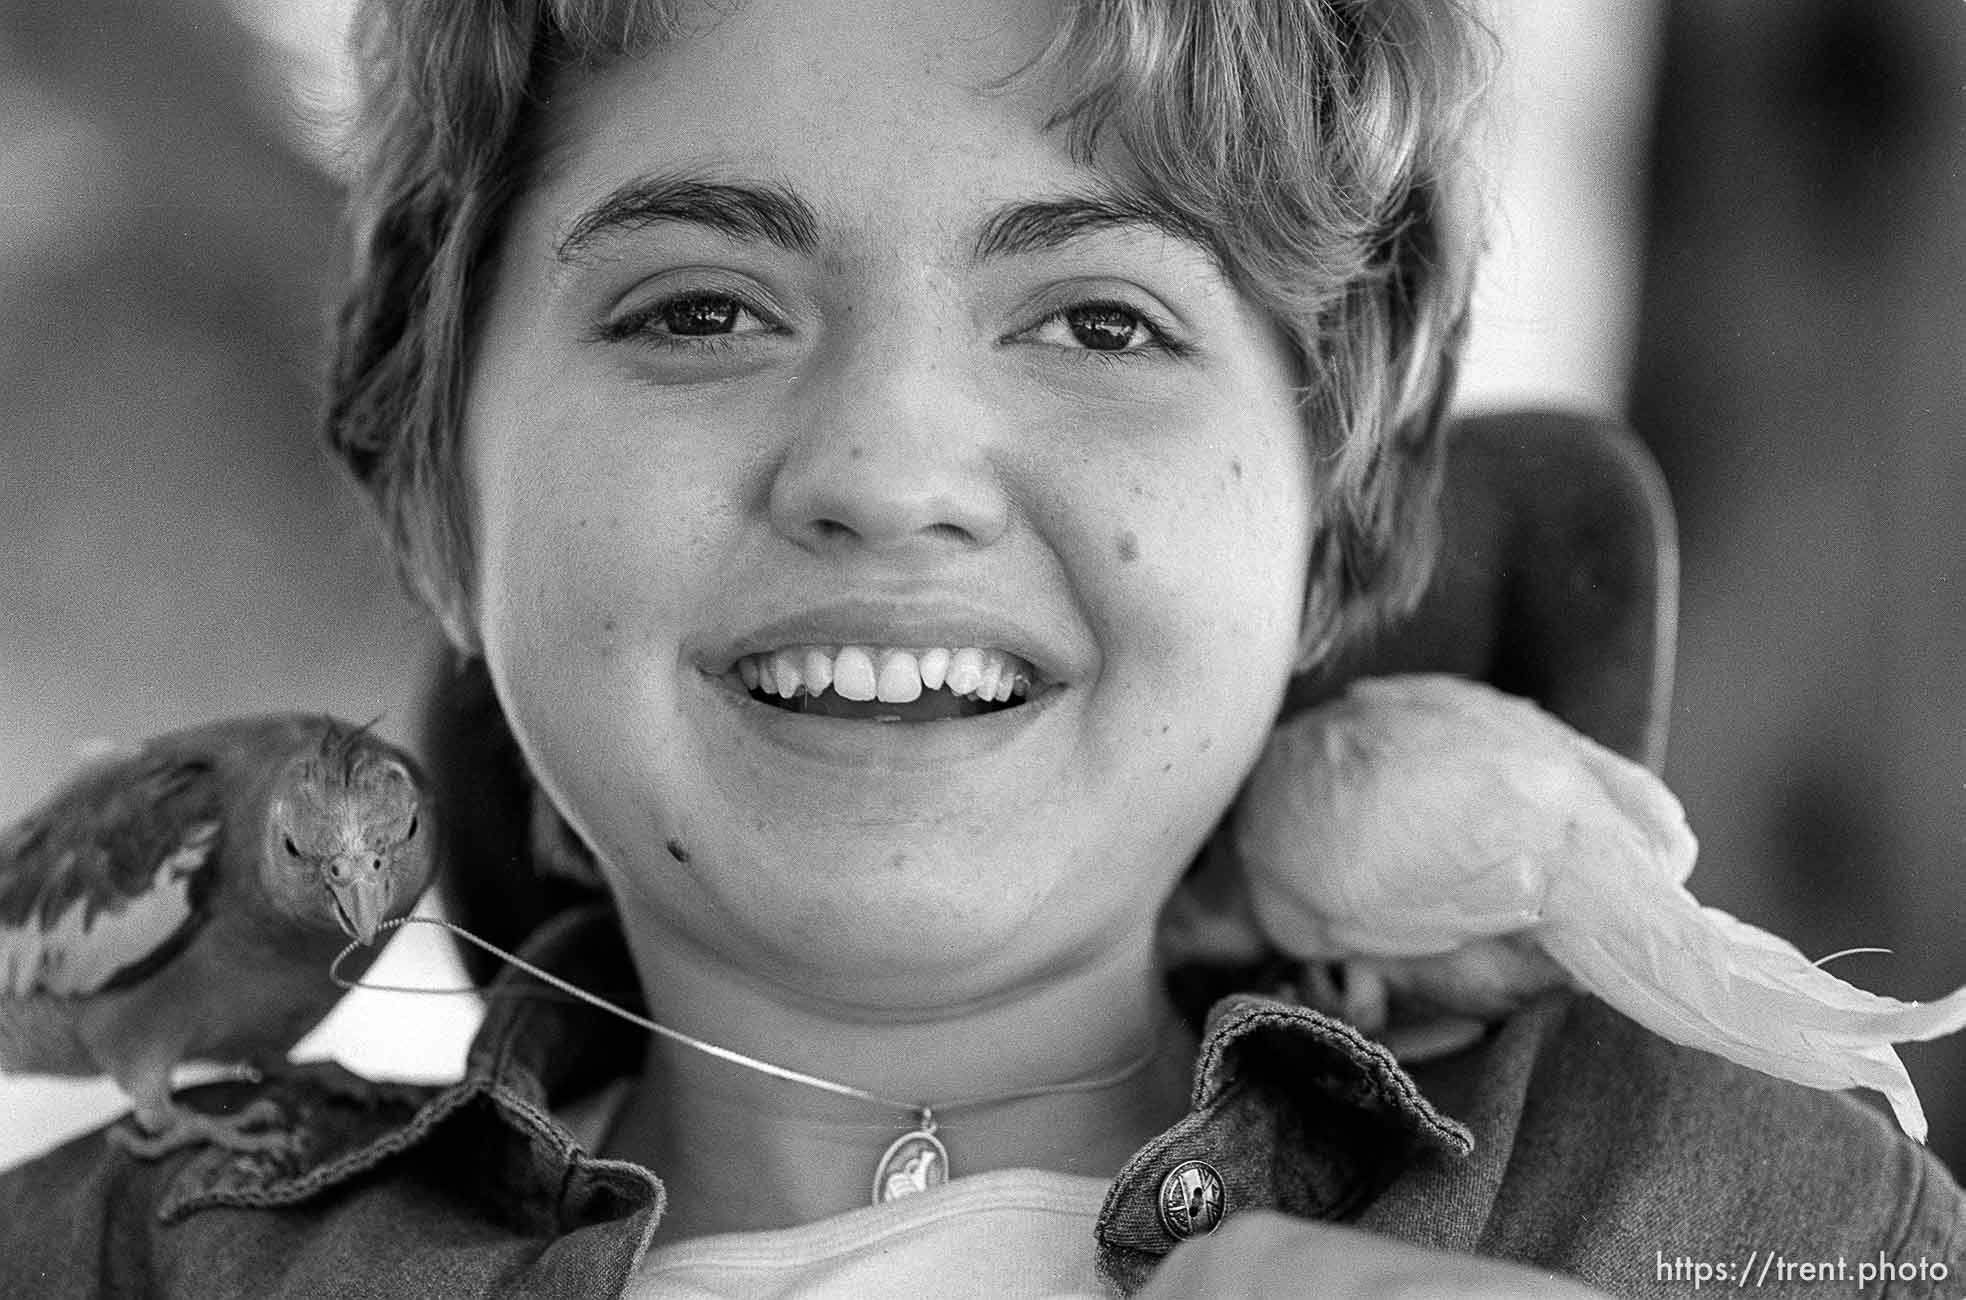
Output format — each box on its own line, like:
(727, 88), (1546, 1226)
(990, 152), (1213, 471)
(769, 340), (1009, 555)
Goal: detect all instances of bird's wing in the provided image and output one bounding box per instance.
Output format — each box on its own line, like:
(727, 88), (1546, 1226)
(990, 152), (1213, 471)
(0, 748), (224, 998)
(1236, 715), (1559, 958)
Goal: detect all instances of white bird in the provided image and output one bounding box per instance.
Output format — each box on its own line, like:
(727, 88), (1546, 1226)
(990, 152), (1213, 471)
(1229, 673), (1966, 1143)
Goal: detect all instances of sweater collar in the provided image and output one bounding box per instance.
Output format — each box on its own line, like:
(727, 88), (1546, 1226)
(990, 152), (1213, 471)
(467, 902), (1472, 1287)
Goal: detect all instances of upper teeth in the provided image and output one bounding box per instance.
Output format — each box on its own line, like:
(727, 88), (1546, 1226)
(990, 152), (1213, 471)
(736, 646), (1034, 704)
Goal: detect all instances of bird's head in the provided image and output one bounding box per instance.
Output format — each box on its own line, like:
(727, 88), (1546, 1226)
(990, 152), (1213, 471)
(264, 724), (435, 945)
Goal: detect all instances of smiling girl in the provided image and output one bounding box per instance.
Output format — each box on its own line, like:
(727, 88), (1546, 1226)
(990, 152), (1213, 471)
(2, 0), (1958, 1296)
(364, 0), (1446, 1265)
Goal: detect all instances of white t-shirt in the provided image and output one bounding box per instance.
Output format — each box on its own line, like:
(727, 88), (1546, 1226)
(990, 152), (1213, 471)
(623, 1168), (1113, 1300)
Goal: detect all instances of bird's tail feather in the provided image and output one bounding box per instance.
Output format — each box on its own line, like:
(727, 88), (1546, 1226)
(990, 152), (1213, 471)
(1541, 883), (1966, 1143)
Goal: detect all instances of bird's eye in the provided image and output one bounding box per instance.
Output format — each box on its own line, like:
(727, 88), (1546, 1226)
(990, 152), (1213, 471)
(283, 835), (300, 857)
(404, 815), (418, 841)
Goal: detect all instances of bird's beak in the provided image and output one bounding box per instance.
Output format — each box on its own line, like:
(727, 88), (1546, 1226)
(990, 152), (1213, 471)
(327, 861), (392, 946)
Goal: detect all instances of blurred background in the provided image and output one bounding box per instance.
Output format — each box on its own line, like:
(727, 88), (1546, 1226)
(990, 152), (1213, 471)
(3, 0), (1962, 1169)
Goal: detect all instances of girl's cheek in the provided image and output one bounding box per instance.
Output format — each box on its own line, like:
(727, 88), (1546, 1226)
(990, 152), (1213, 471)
(555, 511), (633, 661)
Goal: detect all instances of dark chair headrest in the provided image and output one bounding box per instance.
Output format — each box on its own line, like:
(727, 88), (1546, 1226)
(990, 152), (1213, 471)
(1288, 408), (1678, 770)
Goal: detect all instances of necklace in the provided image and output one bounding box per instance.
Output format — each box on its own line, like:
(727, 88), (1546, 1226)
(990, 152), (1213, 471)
(335, 915), (1165, 1205)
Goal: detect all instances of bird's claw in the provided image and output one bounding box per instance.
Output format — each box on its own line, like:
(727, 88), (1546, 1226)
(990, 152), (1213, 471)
(1303, 960), (1392, 1034)
(111, 1099), (299, 1162)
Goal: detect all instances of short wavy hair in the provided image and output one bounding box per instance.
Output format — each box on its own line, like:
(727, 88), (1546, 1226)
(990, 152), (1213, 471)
(324, 0), (1489, 663)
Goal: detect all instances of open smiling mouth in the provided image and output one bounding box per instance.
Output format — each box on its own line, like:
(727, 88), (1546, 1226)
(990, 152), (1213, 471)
(735, 645), (1037, 722)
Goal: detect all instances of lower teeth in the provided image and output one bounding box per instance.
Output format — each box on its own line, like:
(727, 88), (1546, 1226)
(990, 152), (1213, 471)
(750, 686), (1015, 718)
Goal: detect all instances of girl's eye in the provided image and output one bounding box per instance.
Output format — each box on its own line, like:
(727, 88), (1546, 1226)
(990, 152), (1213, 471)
(1064, 304), (1151, 352)
(602, 292), (777, 346)
(654, 294), (745, 337)
(1022, 302), (1182, 359)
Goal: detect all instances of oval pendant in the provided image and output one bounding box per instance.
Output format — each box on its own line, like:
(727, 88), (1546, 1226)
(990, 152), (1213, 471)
(872, 1126), (950, 1204)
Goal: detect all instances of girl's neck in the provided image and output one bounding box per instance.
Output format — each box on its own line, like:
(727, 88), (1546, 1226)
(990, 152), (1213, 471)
(599, 924), (1196, 1240)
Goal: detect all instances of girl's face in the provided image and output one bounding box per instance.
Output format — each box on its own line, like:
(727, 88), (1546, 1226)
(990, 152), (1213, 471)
(465, 0), (1317, 1004)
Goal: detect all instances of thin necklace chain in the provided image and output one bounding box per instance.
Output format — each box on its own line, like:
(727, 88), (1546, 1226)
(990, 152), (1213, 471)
(335, 915), (1164, 1125)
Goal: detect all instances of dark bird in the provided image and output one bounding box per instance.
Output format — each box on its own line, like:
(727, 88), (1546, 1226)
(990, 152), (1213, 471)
(0, 715), (435, 1158)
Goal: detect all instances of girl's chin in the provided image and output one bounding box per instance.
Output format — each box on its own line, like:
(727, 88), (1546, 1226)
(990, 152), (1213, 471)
(659, 688), (1092, 852)
(658, 846), (1127, 991)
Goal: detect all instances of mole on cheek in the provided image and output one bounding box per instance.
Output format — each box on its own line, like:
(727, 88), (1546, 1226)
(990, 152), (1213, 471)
(1116, 530), (1139, 563)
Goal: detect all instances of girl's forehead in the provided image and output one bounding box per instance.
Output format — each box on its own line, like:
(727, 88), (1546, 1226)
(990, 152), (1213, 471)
(643, 0), (1065, 80)
(502, 0), (1243, 330)
(532, 0), (1091, 210)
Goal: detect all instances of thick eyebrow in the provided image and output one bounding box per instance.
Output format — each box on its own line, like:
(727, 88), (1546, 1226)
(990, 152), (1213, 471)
(555, 175), (821, 264)
(971, 191), (1220, 267)
(553, 174), (1218, 270)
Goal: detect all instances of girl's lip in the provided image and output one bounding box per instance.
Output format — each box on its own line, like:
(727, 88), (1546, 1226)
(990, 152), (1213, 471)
(698, 598), (1088, 686)
(695, 666), (1070, 767)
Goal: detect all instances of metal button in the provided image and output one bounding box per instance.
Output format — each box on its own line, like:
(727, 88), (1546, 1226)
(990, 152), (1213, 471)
(1156, 1159), (1226, 1239)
